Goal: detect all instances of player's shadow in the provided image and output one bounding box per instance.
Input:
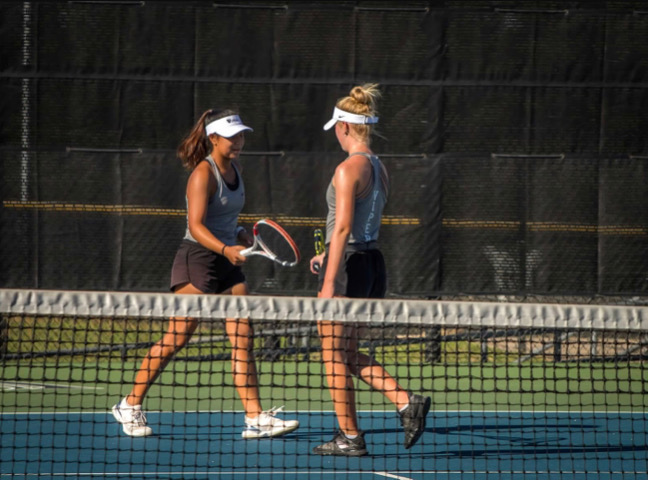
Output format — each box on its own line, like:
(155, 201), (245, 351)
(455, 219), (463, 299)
(368, 421), (648, 459)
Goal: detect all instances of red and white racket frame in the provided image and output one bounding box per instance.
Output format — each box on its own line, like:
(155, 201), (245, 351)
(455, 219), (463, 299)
(240, 218), (301, 267)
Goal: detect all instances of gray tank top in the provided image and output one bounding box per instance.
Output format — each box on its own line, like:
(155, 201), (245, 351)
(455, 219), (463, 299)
(183, 156), (245, 246)
(325, 152), (387, 245)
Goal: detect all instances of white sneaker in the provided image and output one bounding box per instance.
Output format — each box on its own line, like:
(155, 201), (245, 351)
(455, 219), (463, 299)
(112, 398), (153, 437)
(242, 406), (299, 439)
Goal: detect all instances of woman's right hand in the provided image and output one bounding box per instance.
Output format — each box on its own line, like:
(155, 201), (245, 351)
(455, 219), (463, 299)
(224, 245), (248, 266)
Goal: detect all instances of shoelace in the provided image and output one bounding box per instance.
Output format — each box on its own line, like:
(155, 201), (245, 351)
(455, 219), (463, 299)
(262, 405), (286, 417)
(131, 409), (148, 426)
(257, 406), (287, 425)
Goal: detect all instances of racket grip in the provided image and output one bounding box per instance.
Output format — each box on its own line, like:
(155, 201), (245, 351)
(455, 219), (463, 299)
(313, 228), (324, 273)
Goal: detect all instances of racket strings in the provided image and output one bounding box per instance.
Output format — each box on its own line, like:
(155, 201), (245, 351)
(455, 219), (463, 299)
(256, 223), (299, 264)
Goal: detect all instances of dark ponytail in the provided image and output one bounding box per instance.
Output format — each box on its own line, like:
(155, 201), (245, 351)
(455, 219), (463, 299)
(177, 108), (237, 171)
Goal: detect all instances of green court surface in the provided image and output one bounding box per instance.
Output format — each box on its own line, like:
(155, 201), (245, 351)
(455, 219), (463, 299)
(2, 359), (645, 413)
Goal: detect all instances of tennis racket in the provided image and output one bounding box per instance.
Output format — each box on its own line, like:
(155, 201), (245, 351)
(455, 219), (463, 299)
(313, 228), (325, 272)
(240, 219), (300, 267)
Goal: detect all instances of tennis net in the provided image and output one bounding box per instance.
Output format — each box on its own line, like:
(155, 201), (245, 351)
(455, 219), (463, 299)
(1, 288), (647, 479)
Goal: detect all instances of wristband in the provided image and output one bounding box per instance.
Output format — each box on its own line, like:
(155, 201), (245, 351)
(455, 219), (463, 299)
(221, 245), (227, 256)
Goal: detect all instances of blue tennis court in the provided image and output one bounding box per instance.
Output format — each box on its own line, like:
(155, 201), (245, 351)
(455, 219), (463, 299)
(2, 410), (646, 479)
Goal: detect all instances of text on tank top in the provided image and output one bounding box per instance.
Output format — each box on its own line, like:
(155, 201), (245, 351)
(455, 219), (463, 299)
(325, 152), (387, 245)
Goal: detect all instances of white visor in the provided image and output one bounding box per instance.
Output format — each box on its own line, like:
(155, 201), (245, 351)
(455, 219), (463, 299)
(205, 115), (253, 138)
(323, 107), (379, 131)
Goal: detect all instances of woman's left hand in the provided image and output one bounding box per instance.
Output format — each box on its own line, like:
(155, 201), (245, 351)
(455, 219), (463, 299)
(310, 253), (326, 275)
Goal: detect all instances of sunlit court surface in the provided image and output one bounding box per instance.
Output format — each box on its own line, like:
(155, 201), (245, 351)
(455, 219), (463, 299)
(2, 410), (647, 479)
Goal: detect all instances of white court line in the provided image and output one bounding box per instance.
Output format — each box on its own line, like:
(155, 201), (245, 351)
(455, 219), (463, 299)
(375, 472), (414, 480)
(0, 381), (103, 392)
(0, 409), (645, 415)
(0, 471), (630, 478)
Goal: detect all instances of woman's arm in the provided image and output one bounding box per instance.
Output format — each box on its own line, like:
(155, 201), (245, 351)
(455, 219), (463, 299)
(319, 162), (358, 298)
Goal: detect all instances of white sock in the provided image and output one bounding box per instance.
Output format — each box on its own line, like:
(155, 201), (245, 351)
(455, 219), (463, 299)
(344, 433), (358, 440)
(399, 403), (410, 413)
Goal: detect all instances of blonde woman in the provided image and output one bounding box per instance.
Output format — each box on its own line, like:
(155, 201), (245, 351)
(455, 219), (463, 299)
(311, 85), (430, 456)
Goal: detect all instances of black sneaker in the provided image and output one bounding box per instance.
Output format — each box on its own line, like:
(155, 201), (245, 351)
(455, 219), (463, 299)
(312, 431), (368, 456)
(399, 392), (431, 449)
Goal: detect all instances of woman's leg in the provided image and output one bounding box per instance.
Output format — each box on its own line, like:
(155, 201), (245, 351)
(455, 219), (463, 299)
(223, 282), (262, 417)
(346, 326), (431, 451)
(345, 327), (410, 410)
(125, 282), (200, 406)
(317, 320), (360, 436)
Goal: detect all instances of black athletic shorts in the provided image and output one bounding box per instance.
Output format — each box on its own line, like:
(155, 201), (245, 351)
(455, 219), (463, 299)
(317, 248), (386, 298)
(170, 239), (246, 294)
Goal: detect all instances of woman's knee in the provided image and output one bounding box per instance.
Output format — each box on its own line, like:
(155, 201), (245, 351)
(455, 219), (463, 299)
(225, 281), (249, 296)
(158, 333), (190, 353)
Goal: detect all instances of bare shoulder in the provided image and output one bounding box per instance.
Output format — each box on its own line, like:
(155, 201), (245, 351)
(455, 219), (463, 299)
(347, 152), (371, 163)
(332, 157), (357, 192)
(187, 160), (215, 192)
(335, 155), (364, 180)
(344, 152), (374, 173)
(190, 160), (212, 179)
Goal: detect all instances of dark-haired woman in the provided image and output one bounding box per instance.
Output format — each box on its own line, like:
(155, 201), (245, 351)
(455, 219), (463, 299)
(112, 109), (298, 439)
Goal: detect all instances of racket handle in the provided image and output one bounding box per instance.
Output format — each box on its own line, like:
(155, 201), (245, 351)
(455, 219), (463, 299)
(313, 228), (324, 273)
(314, 229), (325, 255)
